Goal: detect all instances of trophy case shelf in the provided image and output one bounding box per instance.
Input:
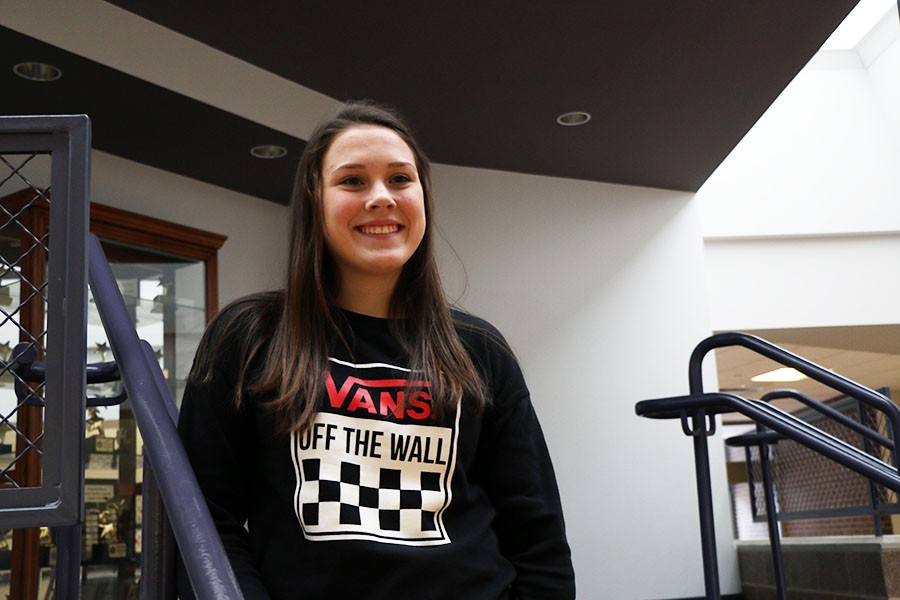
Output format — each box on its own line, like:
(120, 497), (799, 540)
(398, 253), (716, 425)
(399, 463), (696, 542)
(0, 189), (225, 600)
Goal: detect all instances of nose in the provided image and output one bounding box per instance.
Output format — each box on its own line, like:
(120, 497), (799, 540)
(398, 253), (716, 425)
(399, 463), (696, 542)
(365, 181), (396, 210)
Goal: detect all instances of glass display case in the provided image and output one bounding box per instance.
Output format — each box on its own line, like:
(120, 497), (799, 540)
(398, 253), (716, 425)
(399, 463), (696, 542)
(0, 190), (225, 599)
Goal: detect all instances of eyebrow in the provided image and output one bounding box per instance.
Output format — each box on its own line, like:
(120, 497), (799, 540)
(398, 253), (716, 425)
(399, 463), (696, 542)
(330, 161), (415, 173)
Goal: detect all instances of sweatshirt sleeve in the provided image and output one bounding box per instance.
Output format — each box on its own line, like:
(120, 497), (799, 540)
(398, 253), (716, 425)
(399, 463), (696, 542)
(474, 330), (576, 600)
(177, 320), (273, 600)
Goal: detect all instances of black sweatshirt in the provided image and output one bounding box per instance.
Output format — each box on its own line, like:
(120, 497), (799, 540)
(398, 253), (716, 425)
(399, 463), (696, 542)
(178, 305), (575, 599)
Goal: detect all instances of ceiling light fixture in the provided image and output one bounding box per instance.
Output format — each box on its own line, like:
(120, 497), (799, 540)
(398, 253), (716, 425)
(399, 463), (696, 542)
(556, 111), (591, 126)
(13, 62), (62, 82)
(750, 367), (808, 383)
(250, 144), (288, 159)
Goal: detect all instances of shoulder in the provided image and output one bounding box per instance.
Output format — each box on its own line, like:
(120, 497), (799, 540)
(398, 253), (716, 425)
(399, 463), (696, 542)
(206, 290), (282, 343)
(451, 308), (522, 381)
(450, 308), (509, 352)
(192, 290), (282, 376)
(216, 290), (283, 323)
(451, 310), (531, 414)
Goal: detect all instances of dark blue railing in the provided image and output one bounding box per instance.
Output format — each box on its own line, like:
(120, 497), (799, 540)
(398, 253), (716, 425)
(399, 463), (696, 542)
(0, 114), (89, 531)
(725, 388), (897, 600)
(88, 234), (244, 600)
(759, 389), (894, 450)
(636, 332), (900, 600)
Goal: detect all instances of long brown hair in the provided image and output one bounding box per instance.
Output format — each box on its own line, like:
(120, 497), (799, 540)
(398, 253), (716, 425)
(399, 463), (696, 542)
(191, 101), (486, 433)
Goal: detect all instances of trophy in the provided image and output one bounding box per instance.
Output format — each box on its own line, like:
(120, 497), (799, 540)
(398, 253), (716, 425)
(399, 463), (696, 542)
(0, 529), (12, 570)
(39, 526), (54, 565)
(95, 497), (128, 560)
(0, 423), (12, 455)
(85, 407), (116, 454)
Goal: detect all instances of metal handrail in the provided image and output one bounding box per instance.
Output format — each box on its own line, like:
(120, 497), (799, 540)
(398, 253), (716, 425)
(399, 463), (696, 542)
(724, 429), (786, 600)
(636, 332), (900, 600)
(87, 234), (244, 600)
(760, 389), (893, 450)
(139, 341), (178, 599)
(637, 392), (900, 492)
(688, 332), (900, 470)
(723, 388), (898, 600)
(8, 342), (126, 407)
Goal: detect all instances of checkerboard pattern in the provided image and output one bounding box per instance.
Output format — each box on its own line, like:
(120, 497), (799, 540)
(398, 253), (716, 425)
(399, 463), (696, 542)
(300, 459), (446, 536)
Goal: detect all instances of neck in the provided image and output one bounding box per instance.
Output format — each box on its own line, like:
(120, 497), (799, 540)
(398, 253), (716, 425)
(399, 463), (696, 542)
(336, 272), (399, 318)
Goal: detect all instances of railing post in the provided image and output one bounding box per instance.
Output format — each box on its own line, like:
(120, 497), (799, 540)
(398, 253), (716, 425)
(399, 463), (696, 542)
(88, 235), (243, 600)
(141, 458), (177, 600)
(53, 524), (82, 600)
(140, 340), (178, 600)
(859, 401), (885, 536)
(692, 426), (721, 599)
(688, 348), (721, 600)
(757, 439), (786, 600)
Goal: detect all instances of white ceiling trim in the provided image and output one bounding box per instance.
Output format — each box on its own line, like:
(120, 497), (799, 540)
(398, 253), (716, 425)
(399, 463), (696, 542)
(1, 0), (339, 138)
(857, 2), (900, 66)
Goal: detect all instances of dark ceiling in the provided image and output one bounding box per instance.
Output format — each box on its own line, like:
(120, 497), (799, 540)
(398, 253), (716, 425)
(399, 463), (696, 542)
(1, 1), (858, 205)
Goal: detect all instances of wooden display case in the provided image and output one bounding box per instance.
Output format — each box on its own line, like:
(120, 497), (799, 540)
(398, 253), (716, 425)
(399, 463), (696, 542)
(0, 189), (225, 600)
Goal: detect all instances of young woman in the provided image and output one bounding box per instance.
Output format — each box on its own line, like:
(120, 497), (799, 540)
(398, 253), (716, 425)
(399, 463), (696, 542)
(178, 101), (575, 599)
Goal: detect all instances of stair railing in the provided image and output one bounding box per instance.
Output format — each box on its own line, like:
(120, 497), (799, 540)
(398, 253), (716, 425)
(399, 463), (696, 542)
(724, 388), (897, 600)
(636, 332), (900, 600)
(88, 234), (244, 600)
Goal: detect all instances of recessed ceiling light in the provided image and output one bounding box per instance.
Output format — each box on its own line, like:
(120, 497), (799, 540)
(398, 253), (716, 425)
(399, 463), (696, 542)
(250, 144), (288, 159)
(13, 62), (62, 82)
(556, 111), (591, 126)
(750, 367), (808, 383)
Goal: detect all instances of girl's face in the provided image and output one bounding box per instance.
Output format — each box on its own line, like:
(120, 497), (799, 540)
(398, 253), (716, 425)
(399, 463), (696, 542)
(320, 125), (426, 290)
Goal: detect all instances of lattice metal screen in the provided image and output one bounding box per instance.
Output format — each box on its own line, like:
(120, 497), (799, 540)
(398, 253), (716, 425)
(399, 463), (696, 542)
(0, 115), (90, 528)
(0, 151), (51, 492)
(746, 394), (898, 536)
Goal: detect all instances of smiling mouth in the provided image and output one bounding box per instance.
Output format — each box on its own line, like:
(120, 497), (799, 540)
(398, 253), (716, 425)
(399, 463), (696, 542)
(358, 224), (400, 235)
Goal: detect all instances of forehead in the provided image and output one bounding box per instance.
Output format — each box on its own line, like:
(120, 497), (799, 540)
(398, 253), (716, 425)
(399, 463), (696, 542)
(323, 125), (416, 167)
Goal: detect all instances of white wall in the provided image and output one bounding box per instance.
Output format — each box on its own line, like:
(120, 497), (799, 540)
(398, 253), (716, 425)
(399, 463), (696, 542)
(705, 234), (900, 331)
(698, 29), (900, 332)
(88, 150), (289, 304)
(434, 165), (737, 599)
(698, 58), (900, 239)
(869, 15), (900, 143)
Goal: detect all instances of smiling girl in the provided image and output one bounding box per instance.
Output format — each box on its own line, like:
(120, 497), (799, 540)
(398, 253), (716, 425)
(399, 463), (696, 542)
(178, 101), (575, 600)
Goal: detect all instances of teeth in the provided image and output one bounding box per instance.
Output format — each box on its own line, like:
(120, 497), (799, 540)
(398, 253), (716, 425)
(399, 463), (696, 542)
(360, 224), (399, 234)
